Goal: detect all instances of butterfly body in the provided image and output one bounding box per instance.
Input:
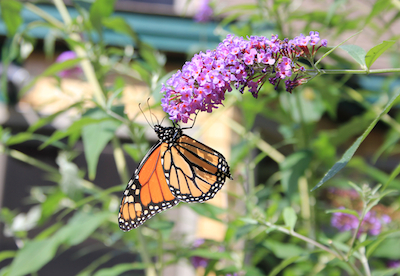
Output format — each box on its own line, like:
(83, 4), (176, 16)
(118, 124), (231, 231)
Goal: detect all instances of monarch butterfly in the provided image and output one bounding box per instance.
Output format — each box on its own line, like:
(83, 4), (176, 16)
(118, 123), (232, 231)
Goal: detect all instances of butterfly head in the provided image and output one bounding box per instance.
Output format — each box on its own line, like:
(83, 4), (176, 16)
(154, 125), (183, 143)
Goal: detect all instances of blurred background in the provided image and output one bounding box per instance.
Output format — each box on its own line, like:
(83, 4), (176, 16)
(0, 0), (400, 275)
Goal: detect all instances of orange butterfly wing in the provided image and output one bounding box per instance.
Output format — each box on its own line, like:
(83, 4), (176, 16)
(118, 142), (179, 231)
(161, 135), (232, 203)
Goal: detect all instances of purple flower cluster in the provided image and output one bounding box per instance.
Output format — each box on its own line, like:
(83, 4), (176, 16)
(331, 207), (391, 236)
(161, 32), (327, 122)
(194, 0), (213, 23)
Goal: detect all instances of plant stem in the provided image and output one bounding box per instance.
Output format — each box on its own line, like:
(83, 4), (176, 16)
(307, 68), (400, 75)
(4, 147), (59, 174)
(53, 0), (106, 107)
(137, 228), (158, 276)
(330, 242), (364, 276)
(259, 220), (341, 259)
(111, 136), (130, 184)
(347, 204), (367, 259)
(294, 90), (308, 149)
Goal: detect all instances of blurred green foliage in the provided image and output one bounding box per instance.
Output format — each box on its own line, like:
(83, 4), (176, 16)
(0, 0), (400, 276)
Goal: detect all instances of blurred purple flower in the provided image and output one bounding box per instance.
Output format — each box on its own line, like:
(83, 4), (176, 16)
(161, 32), (327, 122)
(194, 0), (213, 22)
(191, 239), (209, 269)
(331, 207), (391, 236)
(55, 51), (83, 78)
(388, 260), (400, 268)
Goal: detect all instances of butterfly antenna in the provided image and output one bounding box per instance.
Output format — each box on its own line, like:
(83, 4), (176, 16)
(147, 98), (160, 126)
(139, 103), (154, 130)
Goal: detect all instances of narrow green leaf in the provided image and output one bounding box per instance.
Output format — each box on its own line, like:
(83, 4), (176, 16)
(312, 89), (400, 191)
(326, 208), (359, 218)
(0, 250), (15, 262)
(82, 108), (121, 180)
(53, 211), (111, 246)
(0, 0), (23, 37)
(263, 240), (304, 259)
(315, 30), (363, 66)
(365, 40), (396, 69)
(39, 117), (111, 149)
(8, 239), (60, 276)
(268, 256), (304, 276)
(282, 207), (297, 230)
(21, 58), (82, 94)
(187, 249), (232, 260)
(123, 143), (149, 163)
(89, 0), (117, 34)
(93, 263), (146, 276)
(365, 0), (392, 25)
(188, 203), (225, 222)
(339, 45), (366, 68)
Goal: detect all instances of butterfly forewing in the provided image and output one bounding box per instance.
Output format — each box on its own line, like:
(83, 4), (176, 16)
(118, 143), (179, 231)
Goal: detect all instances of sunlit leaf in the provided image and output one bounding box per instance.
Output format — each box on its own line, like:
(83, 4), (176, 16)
(82, 108), (121, 180)
(339, 45), (366, 68)
(365, 40), (396, 69)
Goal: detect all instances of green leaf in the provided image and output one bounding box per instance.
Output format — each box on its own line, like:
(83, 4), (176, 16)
(365, 40), (396, 69)
(89, 0), (117, 35)
(82, 108), (121, 180)
(268, 256), (305, 276)
(123, 143), (149, 163)
(21, 58), (82, 94)
(0, 250), (15, 262)
(93, 263), (146, 276)
(326, 208), (359, 218)
(370, 237), (400, 258)
(187, 249), (232, 260)
(188, 203), (225, 222)
(39, 117), (112, 149)
(102, 16), (139, 42)
(263, 240), (304, 259)
(365, 0), (392, 25)
(339, 45), (366, 68)
(280, 150), (312, 200)
(312, 89), (400, 191)
(53, 211), (111, 246)
(315, 30), (363, 66)
(8, 238), (60, 276)
(282, 207), (297, 230)
(0, 0), (23, 37)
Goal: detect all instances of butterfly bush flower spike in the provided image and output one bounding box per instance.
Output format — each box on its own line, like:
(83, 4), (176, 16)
(161, 32), (327, 122)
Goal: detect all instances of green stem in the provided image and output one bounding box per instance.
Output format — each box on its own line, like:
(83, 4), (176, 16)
(137, 228), (158, 276)
(294, 90), (308, 149)
(330, 242), (364, 276)
(347, 204), (368, 259)
(307, 68), (400, 75)
(111, 137), (130, 185)
(52, 0), (106, 107)
(259, 220), (340, 258)
(4, 147), (59, 174)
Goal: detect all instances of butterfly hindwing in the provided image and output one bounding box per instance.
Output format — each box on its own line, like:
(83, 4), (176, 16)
(161, 135), (231, 203)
